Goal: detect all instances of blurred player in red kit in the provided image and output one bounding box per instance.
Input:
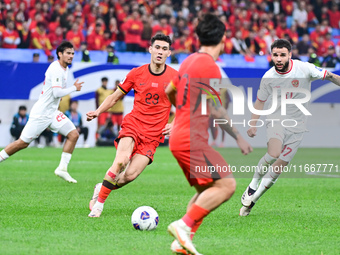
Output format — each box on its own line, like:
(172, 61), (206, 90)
(165, 14), (253, 254)
(86, 33), (178, 217)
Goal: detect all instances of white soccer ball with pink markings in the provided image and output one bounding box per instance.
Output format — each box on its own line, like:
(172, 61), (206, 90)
(131, 206), (159, 231)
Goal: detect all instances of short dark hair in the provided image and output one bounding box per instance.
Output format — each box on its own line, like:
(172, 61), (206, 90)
(271, 39), (292, 52)
(102, 77), (108, 82)
(151, 33), (172, 47)
(19, 105), (27, 111)
(56, 41), (74, 59)
(195, 14), (225, 46)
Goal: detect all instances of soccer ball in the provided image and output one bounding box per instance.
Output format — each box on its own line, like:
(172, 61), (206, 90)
(131, 206), (159, 231)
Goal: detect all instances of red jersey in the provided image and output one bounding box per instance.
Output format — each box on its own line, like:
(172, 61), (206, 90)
(121, 19), (143, 44)
(118, 64), (178, 142)
(66, 30), (84, 50)
(169, 53), (221, 151)
(152, 24), (173, 36)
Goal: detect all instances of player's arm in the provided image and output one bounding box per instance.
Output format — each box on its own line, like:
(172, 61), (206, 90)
(325, 71), (340, 86)
(52, 79), (83, 98)
(165, 81), (177, 106)
(247, 99), (265, 137)
(209, 99), (252, 155)
(86, 89), (124, 121)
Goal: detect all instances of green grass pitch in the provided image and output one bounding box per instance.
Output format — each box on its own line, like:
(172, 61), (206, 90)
(0, 147), (339, 255)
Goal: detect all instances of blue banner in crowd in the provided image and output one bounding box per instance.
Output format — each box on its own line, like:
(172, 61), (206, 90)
(1, 62), (340, 103)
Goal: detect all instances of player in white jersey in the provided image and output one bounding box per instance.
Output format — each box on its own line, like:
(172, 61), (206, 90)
(0, 41), (84, 183)
(240, 39), (340, 216)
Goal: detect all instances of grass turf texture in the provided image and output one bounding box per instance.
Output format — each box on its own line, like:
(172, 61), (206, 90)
(0, 147), (339, 255)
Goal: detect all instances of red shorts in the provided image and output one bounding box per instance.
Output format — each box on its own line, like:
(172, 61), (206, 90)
(98, 112), (123, 126)
(114, 125), (159, 164)
(98, 112), (110, 126)
(111, 113), (123, 125)
(171, 148), (231, 186)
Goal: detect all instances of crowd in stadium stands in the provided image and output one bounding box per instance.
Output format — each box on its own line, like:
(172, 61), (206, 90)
(0, 0), (340, 65)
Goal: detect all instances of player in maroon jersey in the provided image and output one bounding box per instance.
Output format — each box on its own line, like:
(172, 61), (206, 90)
(166, 14), (252, 254)
(86, 33), (178, 217)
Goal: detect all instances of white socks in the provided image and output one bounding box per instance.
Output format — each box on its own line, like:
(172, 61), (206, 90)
(58, 152), (72, 170)
(0, 150), (9, 163)
(249, 153), (277, 190)
(252, 169), (281, 203)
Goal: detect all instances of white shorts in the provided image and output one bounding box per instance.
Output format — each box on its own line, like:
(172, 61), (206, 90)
(267, 124), (304, 162)
(20, 111), (76, 143)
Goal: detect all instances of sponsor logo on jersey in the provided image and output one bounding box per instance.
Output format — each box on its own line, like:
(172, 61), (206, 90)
(291, 79), (299, 87)
(151, 83), (158, 87)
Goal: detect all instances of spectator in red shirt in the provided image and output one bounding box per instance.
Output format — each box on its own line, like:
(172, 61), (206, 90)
(316, 36), (328, 56)
(254, 28), (267, 55)
(48, 26), (63, 50)
(2, 20), (20, 48)
(224, 29), (233, 54)
(281, 0), (294, 16)
(108, 17), (119, 42)
(320, 19), (333, 35)
(87, 22), (105, 51)
(29, 2), (42, 21)
(152, 16), (173, 38)
(307, 3), (318, 26)
(30, 21), (52, 55)
(171, 29), (193, 54)
(121, 10), (143, 52)
(102, 30), (112, 50)
(328, 4), (340, 28)
(66, 22), (84, 51)
(288, 24), (299, 44)
(29, 12), (44, 32)
(310, 24), (323, 47)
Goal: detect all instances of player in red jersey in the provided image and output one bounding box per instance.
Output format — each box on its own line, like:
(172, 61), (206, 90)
(86, 33), (178, 217)
(165, 14), (253, 254)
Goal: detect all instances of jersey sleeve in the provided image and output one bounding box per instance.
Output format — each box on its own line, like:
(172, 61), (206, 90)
(305, 62), (327, 81)
(170, 74), (180, 90)
(257, 77), (270, 102)
(117, 68), (136, 94)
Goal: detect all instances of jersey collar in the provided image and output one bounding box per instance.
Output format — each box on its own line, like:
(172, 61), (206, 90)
(148, 64), (167, 76)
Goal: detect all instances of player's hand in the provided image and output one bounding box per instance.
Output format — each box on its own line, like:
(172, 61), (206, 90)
(74, 79), (84, 91)
(236, 135), (253, 155)
(86, 111), (98, 121)
(162, 123), (173, 136)
(247, 127), (257, 137)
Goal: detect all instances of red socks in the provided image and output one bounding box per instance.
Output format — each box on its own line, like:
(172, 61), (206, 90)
(97, 171), (118, 203)
(182, 204), (210, 228)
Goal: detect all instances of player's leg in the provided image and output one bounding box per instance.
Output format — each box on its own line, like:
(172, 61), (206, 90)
(51, 111), (79, 183)
(0, 118), (50, 163)
(169, 178), (236, 255)
(114, 154), (149, 187)
(240, 134), (302, 216)
(88, 137), (135, 217)
(168, 149), (235, 255)
(0, 138), (29, 163)
(171, 193), (201, 254)
(244, 138), (281, 194)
